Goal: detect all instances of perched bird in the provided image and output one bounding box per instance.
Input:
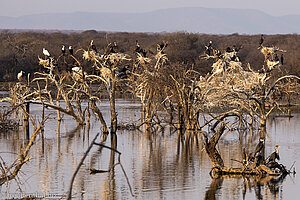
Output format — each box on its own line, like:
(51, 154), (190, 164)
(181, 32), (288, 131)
(17, 70), (24, 82)
(226, 47), (232, 53)
(256, 154), (264, 166)
(274, 54), (279, 62)
(233, 45), (242, 52)
(268, 145), (280, 163)
(254, 138), (264, 156)
(61, 45), (66, 55)
(242, 148), (248, 166)
(111, 41), (119, 53)
(72, 66), (80, 73)
(135, 40), (141, 52)
(43, 48), (50, 59)
(116, 65), (129, 79)
(69, 46), (73, 55)
(280, 54), (284, 65)
(72, 66), (87, 80)
(157, 41), (168, 53)
(135, 40), (147, 57)
(205, 41), (213, 56)
(207, 40), (212, 48)
(259, 34), (264, 47)
(90, 40), (98, 53)
(158, 41), (168, 50)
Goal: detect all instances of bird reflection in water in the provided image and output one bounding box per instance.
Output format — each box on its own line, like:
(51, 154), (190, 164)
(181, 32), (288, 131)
(205, 173), (287, 200)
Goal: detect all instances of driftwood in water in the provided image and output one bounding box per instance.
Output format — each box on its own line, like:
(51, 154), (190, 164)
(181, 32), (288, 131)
(210, 165), (281, 178)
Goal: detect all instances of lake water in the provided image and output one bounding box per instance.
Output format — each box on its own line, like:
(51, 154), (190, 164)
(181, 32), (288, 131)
(0, 99), (299, 199)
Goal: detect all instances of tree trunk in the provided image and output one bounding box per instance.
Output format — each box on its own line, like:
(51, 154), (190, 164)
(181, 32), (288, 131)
(110, 76), (117, 134)
(204, 123), (226, 167)
(90, 100), (108, 134)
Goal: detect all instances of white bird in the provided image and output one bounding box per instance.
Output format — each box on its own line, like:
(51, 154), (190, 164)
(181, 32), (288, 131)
(72, 66), (87, 80)
(17, 70), (24, 82)
(43, 48), (50, 58)
(72, 66), (80, 72)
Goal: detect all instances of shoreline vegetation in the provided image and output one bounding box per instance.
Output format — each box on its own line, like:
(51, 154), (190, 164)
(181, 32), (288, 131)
(0, 31), (300, 82)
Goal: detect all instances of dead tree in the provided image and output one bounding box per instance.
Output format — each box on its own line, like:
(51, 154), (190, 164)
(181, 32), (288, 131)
(128, 41), (168, 131)
(83, 42), (131, 134)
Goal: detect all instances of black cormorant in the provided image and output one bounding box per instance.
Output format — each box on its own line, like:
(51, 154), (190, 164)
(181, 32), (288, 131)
(280, 54), (284, 65)
(90, 40), (98, 53)
(268, 145), (280, 163)
(207, 40), (212, 48)
(111, 41), (119, 53)
(259, 34), (264, 46)
(69, 46), (73, 55)
(226, 47), (232, 53)
(254, 138), (264, 156)
(205, 41), (213, 56)
(61, 45), (66, 55)
(116, 65), (129, 79)
(274, 54), (279, 62)
(135, 40), (147, 57)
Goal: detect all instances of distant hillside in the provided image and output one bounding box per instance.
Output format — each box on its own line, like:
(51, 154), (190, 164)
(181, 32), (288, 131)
(0, 7), (300, 34)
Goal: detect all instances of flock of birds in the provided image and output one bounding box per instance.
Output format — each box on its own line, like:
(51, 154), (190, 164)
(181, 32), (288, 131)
(204, 36), (284, 171)
(205, 34), (284, 66)
(242, 138), (281, 172)
(259, 34), (284, 65)
(17, 40), (142, 82)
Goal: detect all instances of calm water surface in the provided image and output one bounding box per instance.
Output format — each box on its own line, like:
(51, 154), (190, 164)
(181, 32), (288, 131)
(0, 99), (299, 199)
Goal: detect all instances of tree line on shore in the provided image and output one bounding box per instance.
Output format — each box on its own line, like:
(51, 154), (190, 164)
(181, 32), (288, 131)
(0, 30), (300, 82)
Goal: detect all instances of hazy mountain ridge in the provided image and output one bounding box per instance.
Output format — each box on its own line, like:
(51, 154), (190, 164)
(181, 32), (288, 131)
(0, 7), (299, 34)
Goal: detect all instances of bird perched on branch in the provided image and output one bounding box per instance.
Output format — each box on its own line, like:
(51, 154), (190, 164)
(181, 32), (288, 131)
(61, 45), (66, 55)
(259, 34), (264, 47)
(157, 40), (168, 54)
(90, 40), (98, 53)
(17, 70), (24, 82)
(280, 54), (284, 65)
(116, 65), (129, 79)
(43, 48), (50, 59)
(135, 40), (147, 57)
(72, 66), (80, 73)
(69, 46), (73, 55)
(205, 41), (213, 56)
(111, 41), (119, 53)
(254, 138), (264, 156)
(274, 53), (279, 62)
(268, 145), (280, 163)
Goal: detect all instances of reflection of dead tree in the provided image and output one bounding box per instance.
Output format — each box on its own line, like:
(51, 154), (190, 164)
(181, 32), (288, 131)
(0, 104), (19, 131)
(66, 132), (134, 199)
(0, 121), (45, 185)
(204, 177), (224, 200)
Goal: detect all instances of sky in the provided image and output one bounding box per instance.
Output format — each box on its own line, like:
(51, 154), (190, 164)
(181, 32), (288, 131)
(0, 0), (299, 17)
